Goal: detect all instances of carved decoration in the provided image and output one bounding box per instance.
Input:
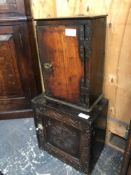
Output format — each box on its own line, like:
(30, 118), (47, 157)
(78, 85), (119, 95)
(46, 118), (80, 157)
(85, 22), (92, 60)
(78, 25), (84, 61)
(78, 21), (92, 107)
(32, 95), (108, 174)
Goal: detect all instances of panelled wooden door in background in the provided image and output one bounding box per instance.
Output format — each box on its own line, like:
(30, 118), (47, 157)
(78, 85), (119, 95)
(0, 21), (40, 118)
(0, 0), (41, 118)
(0, 25), (31, 113)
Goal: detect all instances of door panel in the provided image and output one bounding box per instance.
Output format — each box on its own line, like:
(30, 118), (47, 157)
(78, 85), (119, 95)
(37, 25), (84, 104)
(0, 25), (30, 112)
(0, 34), (24, 97)
(46, 117), (80, 157)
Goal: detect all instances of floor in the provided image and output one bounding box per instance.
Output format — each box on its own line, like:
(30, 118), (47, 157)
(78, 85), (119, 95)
(0, 118), (123, 175)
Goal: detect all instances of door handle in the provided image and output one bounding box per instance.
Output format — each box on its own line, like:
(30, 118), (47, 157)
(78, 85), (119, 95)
(43, 63), (53, 70)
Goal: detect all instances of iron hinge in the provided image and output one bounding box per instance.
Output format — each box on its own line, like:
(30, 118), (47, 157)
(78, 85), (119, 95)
(80, 77), (90, 107)
(78, 22), (92, 62)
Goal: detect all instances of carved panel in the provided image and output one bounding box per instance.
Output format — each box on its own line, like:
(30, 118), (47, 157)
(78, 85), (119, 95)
(80, 127), (91, 173)
(46, 118), (80, 157)
(78, 25), (84, 61)
(84, 22), (92, 60)
(76, 23), (92, 107)
(32, 95), (108, 174)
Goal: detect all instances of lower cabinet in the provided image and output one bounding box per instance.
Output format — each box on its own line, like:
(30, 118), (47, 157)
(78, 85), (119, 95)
(32, 95), (108, 174)
(0, 21), (40, 118)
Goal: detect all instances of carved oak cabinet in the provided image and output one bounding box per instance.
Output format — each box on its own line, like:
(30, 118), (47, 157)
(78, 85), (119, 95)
(0, 0), (40, 118)
(32, 95), (108, 174)
(36, 17), (106, 108)
(32, 16), (108, 174)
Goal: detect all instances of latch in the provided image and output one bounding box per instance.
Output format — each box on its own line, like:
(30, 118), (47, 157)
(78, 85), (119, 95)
(36, 123), (44, 134)
(43, 62), (53, 70)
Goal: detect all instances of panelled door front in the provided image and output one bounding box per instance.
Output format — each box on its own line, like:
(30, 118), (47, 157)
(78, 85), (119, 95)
(37, 25), (85, 104)
(0, 25), (30, 113)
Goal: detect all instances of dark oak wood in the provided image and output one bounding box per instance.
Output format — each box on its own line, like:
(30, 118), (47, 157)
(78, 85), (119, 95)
(32, 95), (108, 174)
(36, 17), (106, 108)
(120, 121), (131, 175)
(0, 1), (41, 118)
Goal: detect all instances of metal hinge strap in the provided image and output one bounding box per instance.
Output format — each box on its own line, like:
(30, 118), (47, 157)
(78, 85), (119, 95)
(78, 25), (85, 61)
(78, 22), (92, 61)
(80, 77), (90, 106)
(84, 22), (92, 60)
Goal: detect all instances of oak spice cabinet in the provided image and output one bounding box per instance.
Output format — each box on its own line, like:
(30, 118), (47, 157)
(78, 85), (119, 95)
(36, 16), (106, 108)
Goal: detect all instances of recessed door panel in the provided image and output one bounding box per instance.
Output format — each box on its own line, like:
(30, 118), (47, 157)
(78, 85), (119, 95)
(0, 34), (24, 97)
(37, 25), (84, 104)
(0, 25), (31, 112)
(46, 117), (80, 157)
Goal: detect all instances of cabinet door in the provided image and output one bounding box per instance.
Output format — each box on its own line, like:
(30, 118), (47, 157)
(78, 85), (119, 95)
(0, 25), (31, 113)
(37, 25), (84, 104)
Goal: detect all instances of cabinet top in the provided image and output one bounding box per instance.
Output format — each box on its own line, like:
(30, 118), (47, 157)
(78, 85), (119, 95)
(35, 15), (107, 26)
(35, 15), (107, 21)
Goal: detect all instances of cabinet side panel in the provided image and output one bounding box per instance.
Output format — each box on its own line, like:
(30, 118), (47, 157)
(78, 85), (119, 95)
(90, 18), (106, 102)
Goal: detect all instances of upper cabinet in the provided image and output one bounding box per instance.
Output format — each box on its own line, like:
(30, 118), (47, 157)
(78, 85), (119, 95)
(36, 17), (106, 108)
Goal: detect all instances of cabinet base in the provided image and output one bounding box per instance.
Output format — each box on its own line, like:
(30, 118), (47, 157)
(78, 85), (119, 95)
(32, 95), (108, 174)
